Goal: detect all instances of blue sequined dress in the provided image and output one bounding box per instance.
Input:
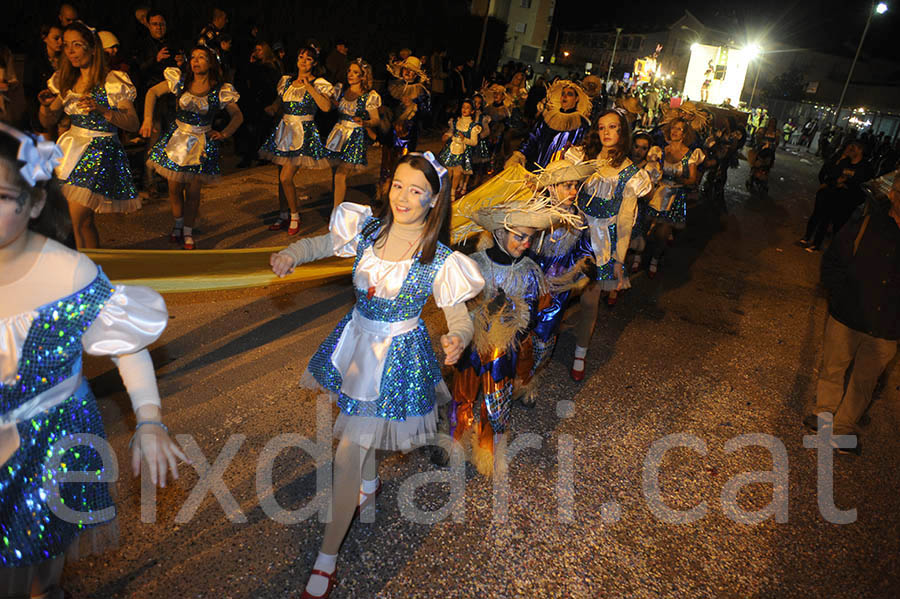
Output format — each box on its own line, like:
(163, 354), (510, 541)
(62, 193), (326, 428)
(326, 87), (381, 172)
(258, 76), (333, 168)
(437, 117), (481, 175)
(647, 147), (705, 229)
(0, 239), (167, 568)
(147, 67), (240, 182)
(295, 204), (483, 450)
(47, 71), (140, 213)
(577, 163), (652, 291)
(472, 113), (492, 165)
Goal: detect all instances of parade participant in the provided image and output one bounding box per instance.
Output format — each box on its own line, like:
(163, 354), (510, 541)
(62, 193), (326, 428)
(528, 158), (596, 378)
(258, 45), (334, 235)
(627, 131), (661, 274)
(326, 58), (381, 210)
(448, 193), (579, 475)
(142, 46), (242, 250)
(379, 56), (430, 202)
(38, 21), (141, 249)
(437, 98), (482, 200)
(580, 75), (605, 124)
(470, 93), (492, 187)
(571, 110), (652, 380)
(0, 122), (186, 598)
(483, 83), (511, 172)
(269, 152), (483, 599)
(645, 116), (704, 277)
(745, 117), (778, 196)
(505, 79), (591, 172)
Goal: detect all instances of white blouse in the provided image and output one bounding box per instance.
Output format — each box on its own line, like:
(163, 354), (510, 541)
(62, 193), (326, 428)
(277, 76), (334, 102)
(163, 67), (240, 114)
(47, 70), (137, 114)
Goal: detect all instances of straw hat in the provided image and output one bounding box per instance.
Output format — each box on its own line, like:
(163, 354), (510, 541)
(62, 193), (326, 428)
(98, 31), (119, 49)
(387, 56), (429, 83)
(462, 192), (583, 238)
(580, 75), (603, 98)
(615, 96), (644, 117)
(482, 82), (513, 108)
(543, 79), (592, 121)
(534, 158), (597, 188)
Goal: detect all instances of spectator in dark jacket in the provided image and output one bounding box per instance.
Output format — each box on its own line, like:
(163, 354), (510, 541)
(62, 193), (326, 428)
(805, 171), (900, 455)
(801, 141), (874, 251)
(325, 40), (348, 84)
(136, 10), (177, 91)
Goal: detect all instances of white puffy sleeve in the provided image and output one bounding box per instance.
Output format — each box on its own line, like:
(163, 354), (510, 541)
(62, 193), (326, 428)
(82, 286), (168, 356)
(432, 251), (485, 308)
(331, 82), (343, 102)
(314, 77), (334, 97)
(218, 83), (240, 106)
(329, 202), (373, 257)
(276, 75), (291, 97)
(365, 90), (382, 111)
(163, 67), (183, 94)
(105, 70), (137, 105)
(47, 73), (60, 96)
(688, 147), (706, 166)
(615, 168), (652, 263)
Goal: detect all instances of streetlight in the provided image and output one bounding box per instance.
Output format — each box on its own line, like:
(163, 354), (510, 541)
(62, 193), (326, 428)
(690, 42), (701, 52)
(606, 27), (623, 82)
(563, 50), (570, 58)
(745, 43), (763, 109)
(833, 2), (888, 126)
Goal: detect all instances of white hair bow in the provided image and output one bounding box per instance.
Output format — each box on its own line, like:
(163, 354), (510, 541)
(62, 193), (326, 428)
(0, 123), (63, 187)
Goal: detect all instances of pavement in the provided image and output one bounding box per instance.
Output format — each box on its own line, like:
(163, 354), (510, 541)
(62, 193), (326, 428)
(64, 141), (900, 598)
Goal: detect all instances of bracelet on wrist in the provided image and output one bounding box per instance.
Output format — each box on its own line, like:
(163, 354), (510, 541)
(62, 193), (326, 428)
(129, 420), (169, 448)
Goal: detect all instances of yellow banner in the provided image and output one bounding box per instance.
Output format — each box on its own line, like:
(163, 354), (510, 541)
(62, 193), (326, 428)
(84, 165), (532, 293)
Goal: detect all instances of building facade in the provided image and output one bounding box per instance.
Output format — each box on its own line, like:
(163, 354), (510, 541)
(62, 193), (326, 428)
(472, 0), (556, 63)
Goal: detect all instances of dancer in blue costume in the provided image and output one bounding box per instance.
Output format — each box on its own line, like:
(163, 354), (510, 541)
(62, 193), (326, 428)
(0, 123), (186, 598)
(37, 21), (141, 249)
(627, 132), (662, 274)
(645, 116), (704, 277)
(571, 110), (651, 381)
(326, 58), (381, 210)
(259, 45), (334, 235)
(270, 152), (483, 599)
(505, 79), (592, 172)
(527, 158), (597, 383)
(142, 45), (243, 250)
(437, 98), (482, 200)
(469, 93), (493, 188)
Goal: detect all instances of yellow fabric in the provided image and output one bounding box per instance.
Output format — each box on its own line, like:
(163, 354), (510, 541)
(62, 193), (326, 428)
(84, 165), (533, 293)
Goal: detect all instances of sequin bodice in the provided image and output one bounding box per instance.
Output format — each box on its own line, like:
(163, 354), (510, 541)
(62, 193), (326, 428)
(351, 219), (452, 323)
(282, 77), (318, 116)
(66, 86), (116, 133)
(577, 164), (640, 219)
(175, 88), (221, 127)
(661, 150), (690, 182)
(0, 272), (113, 413)
(338, 91), (370, 121)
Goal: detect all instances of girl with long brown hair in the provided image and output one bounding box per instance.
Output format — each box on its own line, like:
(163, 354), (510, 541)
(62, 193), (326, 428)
(270, 152), (483, 599)
(141, 45), (243, 249)
(326, 58), (380, 210)
(570, 109), (652, 380)
(258, 45), (334, 235)
(38, 21), (141, 249)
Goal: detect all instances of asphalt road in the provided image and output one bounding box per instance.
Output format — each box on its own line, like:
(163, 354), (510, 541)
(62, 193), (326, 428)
(64, 141), (900, 598)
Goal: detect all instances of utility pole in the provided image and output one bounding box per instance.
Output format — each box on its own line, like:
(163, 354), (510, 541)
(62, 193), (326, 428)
(606, 27), (622, 82)
(476, 0), (494, 69)
(832, 2), (884, 127)
(749, 63), (760, 109)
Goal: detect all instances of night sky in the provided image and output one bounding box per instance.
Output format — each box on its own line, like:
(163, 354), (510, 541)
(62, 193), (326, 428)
(555, 0), (900, 62)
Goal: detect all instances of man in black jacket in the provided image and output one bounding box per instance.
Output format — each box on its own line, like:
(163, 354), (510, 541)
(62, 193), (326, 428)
(805, 171), (900, 455)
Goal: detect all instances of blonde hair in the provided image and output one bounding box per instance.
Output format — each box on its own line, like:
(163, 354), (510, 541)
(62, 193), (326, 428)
(348, 58), (373, 93)
(57, 22), (108, 96)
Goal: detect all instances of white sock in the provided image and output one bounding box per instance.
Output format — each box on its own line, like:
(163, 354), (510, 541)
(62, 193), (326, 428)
(306, 552), (337, 596)
(183, 226), (193, 237)
(280, 211), (289, 221)
(174, 217), (184, 229)
(361, 476), (379, 494)
(290, 211), (300, 222)
(574, 345), (588, 359)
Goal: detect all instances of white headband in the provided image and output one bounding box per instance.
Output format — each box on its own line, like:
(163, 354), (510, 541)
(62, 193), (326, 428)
(410, 151), (448, 194)
(0, 123), (62, 187)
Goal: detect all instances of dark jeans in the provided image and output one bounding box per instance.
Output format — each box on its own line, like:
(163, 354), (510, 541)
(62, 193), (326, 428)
(805, 186), (860, 248)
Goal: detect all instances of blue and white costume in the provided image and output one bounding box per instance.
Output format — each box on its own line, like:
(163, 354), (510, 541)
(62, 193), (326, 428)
(286, 204), (483, 450)
(326, 87), (381, 171)
(647, 147), (705, 229)
(577, 163), (653, 290)
(258, 75), (333, 168)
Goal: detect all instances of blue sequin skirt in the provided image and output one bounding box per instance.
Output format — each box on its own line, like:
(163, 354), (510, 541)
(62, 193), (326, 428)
(148, 124), (223, 182)
(591, 223), (630, 291)
(327, 129), (369, 171)
(258, 121), (330, 169)
(472, 139), (491, 164)
(1, 383), (116, 567)
(437, 144), (473, 174)
(648, 188), (688, 228)
(302, 312), (449, 450)
(62, 137), (139, 213)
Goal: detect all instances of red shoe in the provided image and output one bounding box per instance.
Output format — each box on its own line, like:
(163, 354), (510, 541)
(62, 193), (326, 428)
(648, 260), (658, 279)
(570, 357), (585, 382)
(169, 228), (182, 243)
(183, 235), (195, 250)
(607, 291), (618, 307)
(268, 219), (287, 231)
(288, 218), (301, 236)
(300, 569), (337, 599)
